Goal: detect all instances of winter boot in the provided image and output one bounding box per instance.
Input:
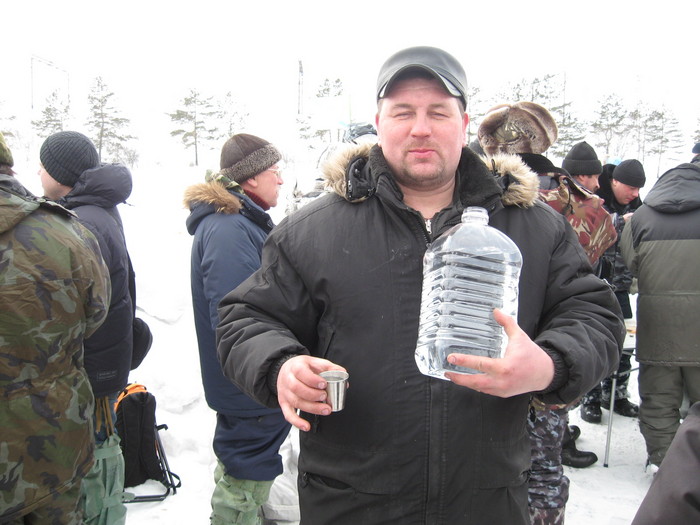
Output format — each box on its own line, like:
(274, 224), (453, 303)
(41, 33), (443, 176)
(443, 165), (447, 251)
(613, 398), (639, 417)
(580, 400), (601, 423)
(561, 426), (598, 468)
(568, 424), (581, 442)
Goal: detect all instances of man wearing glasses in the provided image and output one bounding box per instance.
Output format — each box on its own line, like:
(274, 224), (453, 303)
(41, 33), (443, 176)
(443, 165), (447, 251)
(185, 133), (294, 524)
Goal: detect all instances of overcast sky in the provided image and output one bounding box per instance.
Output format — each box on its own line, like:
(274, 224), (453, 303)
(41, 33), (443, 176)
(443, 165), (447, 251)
(5, 0), (698, 168)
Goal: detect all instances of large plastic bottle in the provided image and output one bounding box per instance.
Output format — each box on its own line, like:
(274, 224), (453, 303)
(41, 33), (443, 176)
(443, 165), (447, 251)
(415, 206), (522, 380)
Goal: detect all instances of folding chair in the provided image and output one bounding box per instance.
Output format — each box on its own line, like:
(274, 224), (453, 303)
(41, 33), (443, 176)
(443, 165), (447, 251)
(603, 332), (639, 467)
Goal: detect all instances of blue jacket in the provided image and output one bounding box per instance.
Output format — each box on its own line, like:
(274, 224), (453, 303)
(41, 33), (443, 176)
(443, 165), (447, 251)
(185, 181), (280, 416)
(59, 163), (133, 398)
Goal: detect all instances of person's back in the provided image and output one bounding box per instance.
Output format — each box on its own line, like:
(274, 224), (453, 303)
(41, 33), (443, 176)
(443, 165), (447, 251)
(0, 170), (110, 522)
(621, 160), (700, 470)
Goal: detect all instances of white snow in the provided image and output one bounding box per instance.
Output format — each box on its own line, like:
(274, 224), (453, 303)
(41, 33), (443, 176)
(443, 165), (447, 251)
(117, 162), (652, 525)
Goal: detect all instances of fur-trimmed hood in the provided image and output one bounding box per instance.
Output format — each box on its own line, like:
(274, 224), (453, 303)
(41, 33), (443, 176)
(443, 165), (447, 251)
(321, 143), (539, 209)
(184, 181), (243, 215)
(184, 182), (244, 236)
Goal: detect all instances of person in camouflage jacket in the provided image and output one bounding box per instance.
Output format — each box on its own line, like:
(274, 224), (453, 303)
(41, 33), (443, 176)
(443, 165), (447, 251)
(0, 140), (111, 523)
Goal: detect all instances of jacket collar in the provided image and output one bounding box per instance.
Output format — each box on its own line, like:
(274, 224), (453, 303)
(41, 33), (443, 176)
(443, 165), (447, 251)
(322, 144), (539, 210)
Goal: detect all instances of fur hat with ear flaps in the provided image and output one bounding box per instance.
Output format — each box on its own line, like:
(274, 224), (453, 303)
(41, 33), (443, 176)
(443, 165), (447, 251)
(478, 101), (558, 156)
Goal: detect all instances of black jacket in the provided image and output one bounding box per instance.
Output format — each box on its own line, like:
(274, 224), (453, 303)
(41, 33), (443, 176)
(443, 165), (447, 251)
(217, 145), (623, 524)
(59, 163), (133, 397)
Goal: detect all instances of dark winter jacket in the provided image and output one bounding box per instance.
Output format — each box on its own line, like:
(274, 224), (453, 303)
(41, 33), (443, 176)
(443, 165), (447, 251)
(596, 165), (642, 291)
(620, 162), (700, 365)
(632, 401), (700, 525)
(217, 144), (623, 524)
(58, 163), (134, 397)
(185, 181), (282, 417)
(1, 174), (110, 520)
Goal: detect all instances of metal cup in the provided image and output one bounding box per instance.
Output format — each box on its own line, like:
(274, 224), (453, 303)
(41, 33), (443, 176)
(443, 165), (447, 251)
(320, 370), (349, 412)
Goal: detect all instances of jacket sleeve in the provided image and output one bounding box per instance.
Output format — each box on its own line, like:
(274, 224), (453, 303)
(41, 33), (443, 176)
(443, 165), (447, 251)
(533, 214), (625, 405)
(619, 220), (638, 276)
(216, 223), (318, 408)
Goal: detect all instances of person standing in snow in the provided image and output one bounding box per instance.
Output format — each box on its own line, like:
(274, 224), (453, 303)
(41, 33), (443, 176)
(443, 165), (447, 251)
(216, 46), (623, 524)
(184, 134), (296, 525)
(1, 132), (111, 523)
(39, 131), (135, 523)
(478, 103), (617, 525)
(579, 159), (645, 424)
(620, 154), (700, 472)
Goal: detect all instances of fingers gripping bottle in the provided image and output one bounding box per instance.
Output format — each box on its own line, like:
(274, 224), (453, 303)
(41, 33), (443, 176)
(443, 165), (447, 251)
(415, 207), (522, 379)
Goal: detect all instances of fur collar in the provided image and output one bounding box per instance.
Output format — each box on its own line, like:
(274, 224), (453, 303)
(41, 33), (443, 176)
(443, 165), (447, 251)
(321, 144), (539, 209)
(183, 182), (243, 214)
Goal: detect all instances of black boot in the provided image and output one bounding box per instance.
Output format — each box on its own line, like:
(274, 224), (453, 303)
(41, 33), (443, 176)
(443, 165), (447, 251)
(568, 424), (581, 442)
(613, 398), (639, 417)
(561, 426), (598, 468)
(580, 400), (601, 423)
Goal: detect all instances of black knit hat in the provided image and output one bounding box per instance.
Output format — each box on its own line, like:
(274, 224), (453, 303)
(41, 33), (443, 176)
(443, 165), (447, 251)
(693, 142), (700, 154)
(219, 133), (281, 184)
(40, 131), (100, 187)
(376, 46), (467, 108)
(612, 159), (646, 188)
(562, 142), (602, 176)
(0, 132), (13, 167)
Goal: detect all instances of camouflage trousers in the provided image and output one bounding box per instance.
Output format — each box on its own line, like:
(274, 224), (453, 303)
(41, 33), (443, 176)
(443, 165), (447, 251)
(528, 403), (569, 524)
(211, 460), (274, 525)
(2, 481), (83, 525)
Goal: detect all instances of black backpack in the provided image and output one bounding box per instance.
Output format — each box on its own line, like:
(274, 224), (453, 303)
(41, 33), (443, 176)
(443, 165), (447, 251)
(115, 384), (181, 502)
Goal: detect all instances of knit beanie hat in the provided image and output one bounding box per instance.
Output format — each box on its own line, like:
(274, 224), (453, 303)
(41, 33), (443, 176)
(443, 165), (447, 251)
(0, 132), (13, 167)
(478, 101), (558, 156)
(219, 133), (281, 184)
(40, 131), (100, 187)
(562, 141), (602, 176)
(693, 142), (700, 154)
(612, 159), (646, 188)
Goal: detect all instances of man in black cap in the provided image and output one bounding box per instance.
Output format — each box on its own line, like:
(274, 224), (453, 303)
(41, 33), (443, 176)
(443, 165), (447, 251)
(562, 141), (604, 193)
(40, 130), (136, 523)
(216, 46), (622, 524)
(692, 142), (700, 163)
(579, 159), (647, 424)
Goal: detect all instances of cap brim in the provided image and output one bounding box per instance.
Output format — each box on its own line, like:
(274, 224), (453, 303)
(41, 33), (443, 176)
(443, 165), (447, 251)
(377, 65), (463, 101)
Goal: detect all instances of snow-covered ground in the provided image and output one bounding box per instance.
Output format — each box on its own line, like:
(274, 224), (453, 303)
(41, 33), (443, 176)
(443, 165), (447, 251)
(114, 162), (652, 524)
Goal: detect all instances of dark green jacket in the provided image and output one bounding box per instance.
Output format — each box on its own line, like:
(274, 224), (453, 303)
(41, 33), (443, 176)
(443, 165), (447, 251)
(621, 162), (700, 365)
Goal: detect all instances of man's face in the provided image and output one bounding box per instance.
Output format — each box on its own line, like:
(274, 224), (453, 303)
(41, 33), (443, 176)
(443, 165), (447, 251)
(574, 174), (600, 193)
(611, 179), (640, 205)
(242, 165), (283, 210)
(376, 77), (468, 192)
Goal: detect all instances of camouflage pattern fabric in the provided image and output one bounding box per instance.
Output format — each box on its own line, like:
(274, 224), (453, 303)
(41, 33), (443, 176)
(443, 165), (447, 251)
(528, 405), (570, 515)
(1, 175), (111, 521)
(538, 176), (617, 265)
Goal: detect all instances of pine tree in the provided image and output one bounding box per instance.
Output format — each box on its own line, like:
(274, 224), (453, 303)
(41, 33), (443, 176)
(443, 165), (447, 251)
(215, 92), (249, 139)
(590, 95), (628, 160)
(31, 91), (70, 139)
(85, 77), (135, 162)
(645, 108), (684, 177)
(693, 118), (700, 144)
(169, 89), (219, 166)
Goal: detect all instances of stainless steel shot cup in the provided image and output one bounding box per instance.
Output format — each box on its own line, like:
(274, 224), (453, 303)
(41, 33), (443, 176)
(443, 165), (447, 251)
(320, 370), (349, 412)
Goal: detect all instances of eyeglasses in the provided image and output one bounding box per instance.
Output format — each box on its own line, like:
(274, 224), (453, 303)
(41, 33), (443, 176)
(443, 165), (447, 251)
(266, 167), (283, 179)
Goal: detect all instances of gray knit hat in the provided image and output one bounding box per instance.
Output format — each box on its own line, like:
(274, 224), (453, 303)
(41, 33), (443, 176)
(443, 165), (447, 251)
(0, 132), (13, 167)
(562, 141), (602, 176)
(219, 133), (281, 184)
(613, 159), (646, 188)
(40, 131), (100, 187)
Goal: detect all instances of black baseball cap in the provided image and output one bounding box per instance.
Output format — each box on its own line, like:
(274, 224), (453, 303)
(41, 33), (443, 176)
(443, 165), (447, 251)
(376, 46), (467, 107)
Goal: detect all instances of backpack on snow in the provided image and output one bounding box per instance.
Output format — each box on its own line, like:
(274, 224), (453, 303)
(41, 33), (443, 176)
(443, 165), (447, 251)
(114, 384), (181, 502)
